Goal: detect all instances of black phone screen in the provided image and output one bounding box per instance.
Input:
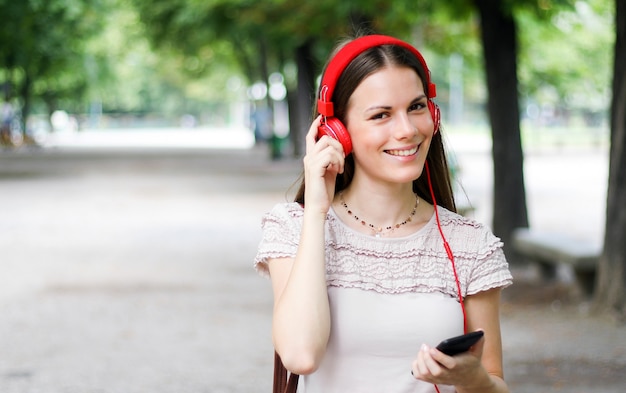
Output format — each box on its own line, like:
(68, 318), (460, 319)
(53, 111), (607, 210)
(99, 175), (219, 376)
(435, 331), (484, 356)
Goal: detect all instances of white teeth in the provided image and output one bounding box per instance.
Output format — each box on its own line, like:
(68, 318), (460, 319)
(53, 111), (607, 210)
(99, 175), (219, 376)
(386, 147), (418, 156)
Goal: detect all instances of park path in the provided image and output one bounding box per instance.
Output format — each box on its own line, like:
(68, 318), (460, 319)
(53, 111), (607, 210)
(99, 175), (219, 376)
(0, 135), (623, 392)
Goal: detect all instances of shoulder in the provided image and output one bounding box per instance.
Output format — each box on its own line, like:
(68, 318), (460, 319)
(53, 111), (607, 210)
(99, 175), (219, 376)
(438, 207), (483, 228)
(255, 202), (303, 276)
(270, 201), (304, 216)
(436, 207), (504, 254)
(262, 202), (304, 226)
(439, 207), (497, 236)
(435, 208), (512, 293)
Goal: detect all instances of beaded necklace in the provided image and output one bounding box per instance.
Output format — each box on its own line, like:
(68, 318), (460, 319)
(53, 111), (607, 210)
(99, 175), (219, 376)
(339, 192), (419, 237)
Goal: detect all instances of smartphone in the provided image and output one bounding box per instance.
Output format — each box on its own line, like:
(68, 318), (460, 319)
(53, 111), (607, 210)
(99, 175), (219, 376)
(436, 331), (484, 356)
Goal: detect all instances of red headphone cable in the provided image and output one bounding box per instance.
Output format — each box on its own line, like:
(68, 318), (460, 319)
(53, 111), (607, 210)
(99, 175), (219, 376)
(424, 161), (468, 393)
(424, 161), (467, 332)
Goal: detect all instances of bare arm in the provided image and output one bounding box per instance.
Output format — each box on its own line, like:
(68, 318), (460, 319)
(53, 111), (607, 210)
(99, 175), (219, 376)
(268, 116), (345, 375)
(456, 287), (509, 393)
(412, 288), (510, 393)
(268, 212), (330, 374)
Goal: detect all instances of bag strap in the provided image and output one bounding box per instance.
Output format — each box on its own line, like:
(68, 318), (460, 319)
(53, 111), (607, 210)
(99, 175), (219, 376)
(273, 351), (300, 393)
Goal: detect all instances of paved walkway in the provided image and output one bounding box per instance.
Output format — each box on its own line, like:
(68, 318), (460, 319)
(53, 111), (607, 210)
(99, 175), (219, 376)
(0, 141), (624, 392)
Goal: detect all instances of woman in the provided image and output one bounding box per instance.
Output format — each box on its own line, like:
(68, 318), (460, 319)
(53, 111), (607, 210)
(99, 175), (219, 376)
(254, 34), (513, 393)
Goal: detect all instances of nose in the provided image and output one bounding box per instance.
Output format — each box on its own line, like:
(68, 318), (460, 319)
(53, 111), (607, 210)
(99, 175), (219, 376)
(394, 113), (417, 140)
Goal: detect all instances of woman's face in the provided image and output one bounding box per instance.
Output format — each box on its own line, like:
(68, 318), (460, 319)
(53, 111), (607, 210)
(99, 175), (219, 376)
(345, 65), (435, 186)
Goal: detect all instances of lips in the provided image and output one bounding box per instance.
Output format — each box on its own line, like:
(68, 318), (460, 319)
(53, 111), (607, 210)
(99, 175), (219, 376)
(385, 146), (418, 156)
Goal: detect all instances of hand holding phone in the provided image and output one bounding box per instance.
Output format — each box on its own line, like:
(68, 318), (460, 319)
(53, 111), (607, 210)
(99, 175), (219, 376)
(435, 331), (484, 356)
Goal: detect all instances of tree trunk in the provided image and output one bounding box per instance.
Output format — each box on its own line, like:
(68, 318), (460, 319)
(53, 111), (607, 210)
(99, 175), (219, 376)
(258, 37), (280, 160)
(473, 0), (529, 260)
(19, 72), (32, 137)
(293, 40), (315, 157)
(286, 89), (299, 155)
(594, 0), (626, 319)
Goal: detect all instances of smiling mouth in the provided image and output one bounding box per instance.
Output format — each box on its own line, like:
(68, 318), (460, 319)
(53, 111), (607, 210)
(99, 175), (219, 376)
(385, 146), (418, 156)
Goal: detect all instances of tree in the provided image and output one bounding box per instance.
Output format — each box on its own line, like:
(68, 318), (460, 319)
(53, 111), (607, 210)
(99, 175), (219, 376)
(130, 1), (617, 278)
(130, 0), (306, 156)
(594, 0), (626, 319)
(0, 0), (105, 134)
(130, 0), (430, 157)
(472, 0), (529, 258)
(516, 2), (612, 127)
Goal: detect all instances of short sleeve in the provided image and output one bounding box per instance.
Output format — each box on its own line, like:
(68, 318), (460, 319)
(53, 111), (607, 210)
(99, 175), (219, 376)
(435, 209), (512, 297)
(465, 226), (513, 296)
(253, 202), (303, 276)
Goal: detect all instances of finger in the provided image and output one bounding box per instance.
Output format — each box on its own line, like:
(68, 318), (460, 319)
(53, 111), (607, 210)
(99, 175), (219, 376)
(305, 115), (323, 151)
(413, 346), (432, 381)
(421, 344), (445, 377)
(468, 330), (486, 356)
(312, 139), (345, 170)
(321, 148), (345, 175)
(324, 135), (346, 173)
(306, 116), (345, 158)
(410, 359), (420, 380)
(321, 141), (345, 174)
(304, 144), (341, 177)
(430, 347), (455, 369)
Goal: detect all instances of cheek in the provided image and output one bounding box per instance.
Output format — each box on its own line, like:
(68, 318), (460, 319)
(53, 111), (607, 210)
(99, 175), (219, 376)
(415, 114), (435, 137)
(351, 132), (388, 155)
(345, 124), (382, 151)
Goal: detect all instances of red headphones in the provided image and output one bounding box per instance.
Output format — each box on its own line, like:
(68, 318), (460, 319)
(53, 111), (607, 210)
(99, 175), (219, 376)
(317, 35), (442, 155)
(317, 35), (465, 338)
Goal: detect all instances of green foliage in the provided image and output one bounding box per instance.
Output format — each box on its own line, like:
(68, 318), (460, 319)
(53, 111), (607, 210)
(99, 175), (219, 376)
(131, 0), (459, 84)
(517, 0), (613, 115)
(0, 0), (615, 127)
(0, 0), (107, 117)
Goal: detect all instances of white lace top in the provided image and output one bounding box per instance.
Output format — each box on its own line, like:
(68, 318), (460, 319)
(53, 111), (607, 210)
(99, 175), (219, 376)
(254, 202), (512, 393)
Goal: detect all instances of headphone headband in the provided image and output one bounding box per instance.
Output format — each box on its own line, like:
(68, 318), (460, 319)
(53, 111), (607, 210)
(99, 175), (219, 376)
(318, 35), (437, 117)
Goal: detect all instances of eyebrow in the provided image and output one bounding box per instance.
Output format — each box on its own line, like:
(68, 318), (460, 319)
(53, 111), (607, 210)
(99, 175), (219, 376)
(364, 105), (391, 113)
(364, 95), (427, 113)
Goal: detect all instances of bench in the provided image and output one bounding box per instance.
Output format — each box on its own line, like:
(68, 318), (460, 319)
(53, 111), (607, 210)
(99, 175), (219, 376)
(511, 228), (601, 297)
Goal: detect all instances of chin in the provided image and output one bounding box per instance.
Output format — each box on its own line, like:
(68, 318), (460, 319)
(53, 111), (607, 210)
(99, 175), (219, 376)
(396, 167), (424, 183)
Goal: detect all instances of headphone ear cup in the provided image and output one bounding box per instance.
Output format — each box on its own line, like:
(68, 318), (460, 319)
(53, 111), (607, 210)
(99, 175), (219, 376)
(428, 100), (441, 134)
(317, 117), (353, 155)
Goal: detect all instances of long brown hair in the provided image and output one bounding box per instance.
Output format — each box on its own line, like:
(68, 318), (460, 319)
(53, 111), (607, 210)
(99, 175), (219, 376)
(294, 37), (456, 212)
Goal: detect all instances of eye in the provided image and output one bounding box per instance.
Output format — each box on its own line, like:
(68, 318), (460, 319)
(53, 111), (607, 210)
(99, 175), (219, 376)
(409, 101), (426, 112)
(370, 111), (389, 120)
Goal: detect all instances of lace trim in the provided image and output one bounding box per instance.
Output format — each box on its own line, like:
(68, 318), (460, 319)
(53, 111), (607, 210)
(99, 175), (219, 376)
(254, 203), (512, 297)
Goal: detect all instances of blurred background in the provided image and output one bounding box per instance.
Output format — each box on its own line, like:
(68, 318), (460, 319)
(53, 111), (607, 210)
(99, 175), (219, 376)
(1, 0), (625, 392)
(0, 0), (612, 153)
